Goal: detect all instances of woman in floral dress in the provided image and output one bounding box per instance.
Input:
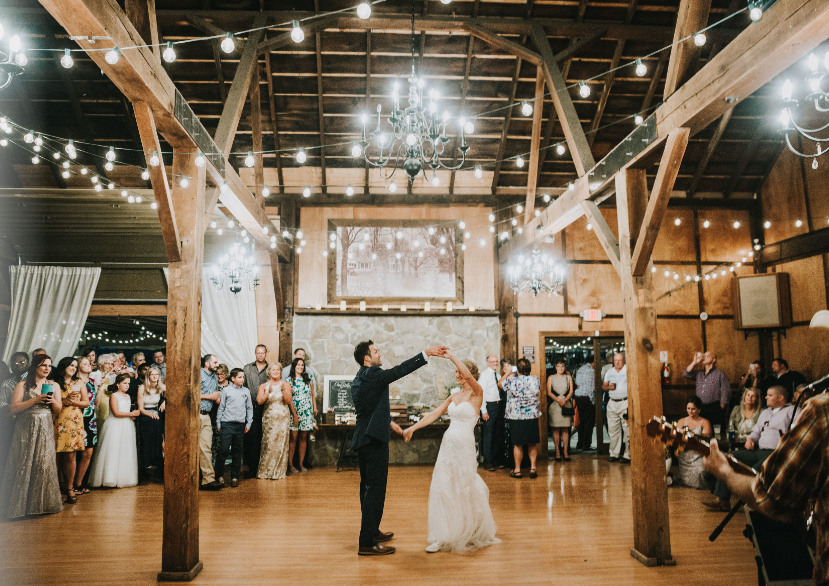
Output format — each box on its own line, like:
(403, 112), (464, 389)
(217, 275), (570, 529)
(286, 357), (316, 473)
(50, 357), (87, 503)
(74, 356), (96, 494)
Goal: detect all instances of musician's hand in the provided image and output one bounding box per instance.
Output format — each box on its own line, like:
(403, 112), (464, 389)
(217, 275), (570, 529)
(703, 439), (732, 479)
(744, 437), (756, 450)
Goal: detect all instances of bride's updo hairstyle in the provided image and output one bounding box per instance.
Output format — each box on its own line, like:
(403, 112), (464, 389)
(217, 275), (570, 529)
(461, 359), (479, 380)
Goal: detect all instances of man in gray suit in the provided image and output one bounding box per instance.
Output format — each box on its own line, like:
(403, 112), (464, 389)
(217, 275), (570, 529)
(351, 340), (448, 556)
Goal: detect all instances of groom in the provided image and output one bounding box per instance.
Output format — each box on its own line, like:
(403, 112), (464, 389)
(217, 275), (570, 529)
(351, 340), (448, 556)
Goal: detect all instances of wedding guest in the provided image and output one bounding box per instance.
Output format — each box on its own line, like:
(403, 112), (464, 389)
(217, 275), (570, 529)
(199, 355), (223, 491)
(89, 373), (139, 488)
(503, 358), (541, 479)
(128, 363), (150, 411)
(94, 354), (116, 423)
(152, 350), (167, 381)
(759, 358), (807, 401)
(478, 355), (503, 472)
(602, 353), (630, 463)
(50, 357), (88, 503)
(114, 352), (133, 376)
(0, 352), (29, 485)
(573, 354), (596, 451)
(672, 397), (713, 490)
(738, 361), (765, 394)
(73, 356), (96, 495)
(216, 369), (253, 487)
(683, 351), (731, 431)
(131, 352), (146, 371)
(0, 354), (63, 518)
(243, 345), (270, 479)
(547, 357), (574, 462)
(81, 347), (96, 368)
(282, 348), (320, 392)
(137, 367), (165, 474)
(728, 387), (764, 442)
(257, 362), (298, 480)
(287, 357), (316, 473)
(211, 364), (230, 466)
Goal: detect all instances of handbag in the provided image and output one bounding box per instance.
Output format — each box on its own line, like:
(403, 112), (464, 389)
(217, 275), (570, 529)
(551, 375), (576, 417)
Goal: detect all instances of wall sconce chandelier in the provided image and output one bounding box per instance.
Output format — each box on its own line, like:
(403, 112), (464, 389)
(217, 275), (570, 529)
(508, 246), (565, 297)
(780, 51), (829, 169)
(209, 242), (259, 294)
(0, 26), (28, 91)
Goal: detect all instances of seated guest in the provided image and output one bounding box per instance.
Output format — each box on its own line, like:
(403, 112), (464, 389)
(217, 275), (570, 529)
(673, 397), (713, 490)
(503, 358), (541, 479)
(216, 369), (253, 488)
(137, 367), (165, 475)
(257, 362), (298, 480)
(0, 354), (63, 518)
(88, 374), (139, 488)
(759, 358), (806, 401)
(728, 387), (763, 441)
(704, 385), (793, 511)
(50, 357), (88, 503)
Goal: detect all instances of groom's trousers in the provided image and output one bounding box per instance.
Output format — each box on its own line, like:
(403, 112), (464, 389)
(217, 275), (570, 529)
(357, 437), (389, 547)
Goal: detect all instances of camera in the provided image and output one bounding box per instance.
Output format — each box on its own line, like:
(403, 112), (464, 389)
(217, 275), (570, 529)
(511, 366), (517, 373)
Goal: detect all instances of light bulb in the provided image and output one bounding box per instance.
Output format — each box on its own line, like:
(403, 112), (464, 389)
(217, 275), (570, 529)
(180, 177), (189, 188)
(634, 114), (644, 125)
(795, 219), (803, 228)
(141, 169), (149, 180)
(210, 221), (216, 229)
(521, 101), (532, 116)
(31, 155), (39, 164)
(65, 140), (76, 156)
(120, 189), (128, 197)
(128, 195), (135, 203)
(512, 218), (518, 226)
(296, 148), (306, 163)
(262, 187), (269, 197)
(150, 151), (159, 166)
(749, 4), (762, 21)
(474, 165), (482, 178)
(351, 143), (362, 157)
(733, 221), (740, 229)
(464, 121), (474, 134)
(163, 42), (176, 63)
(516, 156), (524, 168)
(703, 219), (710, 228)
(296, 230), (303, 239)
(534, 209), (541, 217)
(244, 151), (254, 167)
(291, 20), (304, 43)
(808, 53), (819, 72)
(104, 161), (113, 171)
(136, 196), (142, 203)
(556, 143), (566, 155)
(569, 182), (574, 191)
(489, 225), (495, 233)
(346, 184), (354, 196)
(105, 46), (120, 65)
(406, 133), (417, 146)
(674, 217), (681, 226)
(9, 35), (20, 54)
(34, 134), (42, 146)
(62, 161), (70, 169)
(357, 2), (371, 19)
(221, 33), (234, 54)
(432, 175), (440, 186)
(94, 183), (102, 192)
(303, 185), (311, 197)
(80, 167), (87, 175)
(488, 213), (495, 222)
(764, 221), (771, 228)
(389, 180), (397, 193)
(283, 230), (291, 239)
(108, 182), (114, 189)
(23, 130), (33, 143)
(53, 152), (61, 160)
(465, 231), (471, 239)
(195, 151), (205, 167)
(151, 202), (158, 210)
(221, 182), (230, 195)
(91, 176), (98, 184)
(586, 223), (593, 231)
(62, 170), (70, 178)
(543, 194), (551, 203)
(579, 81), (590, 98)
(228, 220), (234, 228)
(693, 32), (706, 47)
(516, 204), (523, 213)
(635, 59), (647, 77)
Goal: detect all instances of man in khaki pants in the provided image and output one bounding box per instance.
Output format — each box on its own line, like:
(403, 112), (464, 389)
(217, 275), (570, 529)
(199, 354), (224, 490)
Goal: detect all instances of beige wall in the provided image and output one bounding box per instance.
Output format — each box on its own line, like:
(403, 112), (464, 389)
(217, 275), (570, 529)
(297, 205), (495, 310)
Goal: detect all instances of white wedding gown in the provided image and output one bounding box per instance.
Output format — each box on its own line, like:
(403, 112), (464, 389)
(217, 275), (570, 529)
(427, 401), (500, 553)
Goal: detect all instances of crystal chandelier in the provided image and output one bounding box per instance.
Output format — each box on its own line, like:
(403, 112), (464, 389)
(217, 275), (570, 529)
(508, 246), (565, 297)
(209, 242), (259, 294)
(0, 27), (28, 91)
(356, 0), (470, 184)
(779, 51), (829, 169)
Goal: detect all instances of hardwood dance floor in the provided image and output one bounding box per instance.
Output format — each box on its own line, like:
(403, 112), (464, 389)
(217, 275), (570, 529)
(1, 457), (758, 585)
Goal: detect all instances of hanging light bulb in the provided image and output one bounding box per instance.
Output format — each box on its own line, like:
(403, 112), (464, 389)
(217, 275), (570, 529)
(568, 182), (574, 191)
(94, 183), (102, 192)
(795, 219), (803, 228)
(105, 46), (120, 65)
(121, 189), (128, 197)
(163, 41), (176, 63)
(262, 186), (270, 197)
(703, 219), (710, 228)
(693, 32), (706, 47)
(488, 213), (496, 222)
(579, 81), (591, 98)
(106, 146), (117, 161)
(53, 152), (61, 160)
(151, 202), (158, 210)
(31, 155), (39, 164)
(105, 161), (114, 171)
(516, 156), (524, 168)
(543, 194), (551, 203)
(464, 120), (474, 134)
(634, 114), (644, 125)
(91, 176), (98, 184)
(291, 20), (304, 43)
(244, 151), (255, 167)
(635, 59), (647, 77)
(733, 221), (740, 229)
(296, 147), (306, 163)
(512, 218), (518, 226)
(357, 2), (372, 19)
(388, 180), (397, 193)
(108, 182), (115, 190)
(62, 161), (70, 169)
(516, 204), (523, 213)
(23, 129), (33, 143)
(749, 2), (762, 21)
(128, 195), (135, 203)
(221, 32), (235, 54)
(61, 170), (70, 178)
(149, 151), (160, 166)
(65, 140), (76, 157)
(764, 220), (771, 229)
(180, 177), (189, 188)
(59, 48), (74, 69)
(431, 174), (440, 186)
(80, 167), (87, 175)
(195, 151), (205, 167)
(346, 184), (354, 196)
(474, 165), (482, 179)
(459, 220), (465, 229)
(674, 217), (681, 226)
(303, 185), (311, 197)
(521, 101), (533, 117)
(296, 229), (303, 239)
(556, 143), (566, 155)
(351, 142), (362, 157)
(586, 223), (593, 231)
(141, 168), (149, 180)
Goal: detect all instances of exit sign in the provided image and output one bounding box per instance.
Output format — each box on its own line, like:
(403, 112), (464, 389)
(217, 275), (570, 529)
(583, 309), (603, 322)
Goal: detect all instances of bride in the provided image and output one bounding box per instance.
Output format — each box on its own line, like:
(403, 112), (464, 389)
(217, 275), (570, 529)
(404, 350), (500, 553)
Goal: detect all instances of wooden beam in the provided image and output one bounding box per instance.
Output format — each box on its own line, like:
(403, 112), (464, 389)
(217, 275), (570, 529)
(119, 95), (152, 189)
(687, 107), (733, 197)
(640, 51), (668, 116)
(257, 14), (339, 54)
(213, 14), (268, 157)
(662, 0), (712, 100)
(491, 55), (523, 195)
(463, 23), (541, 65)
(125, 0), (160, 63)
(88, 304), (167, 317)
(551, 27), (605, 64)
(530, 22), (595, 176)
(723, 125), (764, 198)
(133, 101), (182, 263)
(630, 127), (690, 276)
(759, 226), (829, 267)
(525, 67), (545, 224)
(580, 200), (621, 275)
(263, 33), (284, 194)
(315, 30), (327, 194)
(212, 40), (227, 105)
(250, 58), (264, 203)
(450, 35), (475, 195)
(184, 14), (225, 37)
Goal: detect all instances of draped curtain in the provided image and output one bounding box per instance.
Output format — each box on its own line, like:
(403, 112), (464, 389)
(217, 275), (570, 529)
(3, 266), (101, 363)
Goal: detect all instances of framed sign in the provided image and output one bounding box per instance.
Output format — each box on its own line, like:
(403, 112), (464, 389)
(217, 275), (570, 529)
(326, 219), (464, 304)
(323, 375), (356, 413)
(731, 273), (792, 329)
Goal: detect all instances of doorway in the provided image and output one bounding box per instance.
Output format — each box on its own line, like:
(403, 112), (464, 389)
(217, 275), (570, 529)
(539, 331), (625, 456)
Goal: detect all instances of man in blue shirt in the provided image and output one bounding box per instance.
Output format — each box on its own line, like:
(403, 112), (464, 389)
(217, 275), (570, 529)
(216, 368), (254, 487)
(199, 354), (223, 490)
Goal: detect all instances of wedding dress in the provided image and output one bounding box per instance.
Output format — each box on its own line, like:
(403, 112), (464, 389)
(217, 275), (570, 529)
(427, 400), (500, 553)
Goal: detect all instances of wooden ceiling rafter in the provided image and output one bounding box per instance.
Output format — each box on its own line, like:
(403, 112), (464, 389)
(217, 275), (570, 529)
(262, 31), (285, 194)
(686, 106), (732, 197)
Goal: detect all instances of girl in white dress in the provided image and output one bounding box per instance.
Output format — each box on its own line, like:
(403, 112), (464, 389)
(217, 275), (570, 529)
(89, 373), (139, 488)
(404, 351), (500, 553)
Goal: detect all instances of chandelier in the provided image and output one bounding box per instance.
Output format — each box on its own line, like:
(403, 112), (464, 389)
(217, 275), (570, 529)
(209, 242), (259, 294)
(356, 0), (470, 184)
(508, 246), (565, 297)
(0, 27), (28, 91)
(779, 51), (829, 169)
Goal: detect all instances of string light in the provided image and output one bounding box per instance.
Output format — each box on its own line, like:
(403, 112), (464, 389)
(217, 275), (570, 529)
(346, 184), (354, 196)
(388, 180), (397, 193)
(634, 114), (644, 125)
(244, 151), (254, 167)
(635, 59), (647, 77)
(221, 33), (235, 54)
(291, 20), (304, 43)
(357, 2), (372, 19)
(296, 148), (306, 163)
(703, 219), (710, 228)
(194, 151), (204, 167)
(521, 101), (533, 116)
(515, 156), (524, 168)
(23, 129), (33, 143)
(150, 151), (159, 166)
(104, 46), (120, 65)
(579, 81), (591, 98)
(303, 186), (311, 197)
(556, 143), (566, 155)
(693, 32), (706, 47)
(163, 42), (176, 63)
(80, 167), (87, 175)
(60, 48), (73, 69)
(474, 165), (482, 178)
(141, 168), (149, 180)
(180, 177), (189, 188)
(262, 186), (269, 197)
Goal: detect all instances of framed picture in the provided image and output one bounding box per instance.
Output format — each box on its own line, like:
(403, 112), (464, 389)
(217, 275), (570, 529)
(731, 273), (792, 329)
(326, 219), (464, 304)
(323, 375), (356, 413)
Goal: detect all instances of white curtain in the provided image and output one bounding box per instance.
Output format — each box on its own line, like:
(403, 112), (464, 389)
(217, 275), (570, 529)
(4, 266), (101, 363)
(200, 269), (257, 369)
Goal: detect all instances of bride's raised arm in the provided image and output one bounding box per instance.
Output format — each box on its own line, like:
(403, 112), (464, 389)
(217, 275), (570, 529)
(403, 395), (453, 442)
(444, 351), (483, 399)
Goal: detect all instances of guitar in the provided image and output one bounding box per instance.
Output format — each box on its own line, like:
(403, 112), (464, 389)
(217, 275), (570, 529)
(645, 416), (757, 477)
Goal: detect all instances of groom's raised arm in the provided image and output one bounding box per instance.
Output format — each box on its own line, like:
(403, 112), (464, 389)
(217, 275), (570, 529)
(364, 346), (447, 388)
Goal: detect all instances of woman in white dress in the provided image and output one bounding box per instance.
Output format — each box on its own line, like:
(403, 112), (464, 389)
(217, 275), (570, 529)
(88, 373), (139, 488)
(404, 351), (500, 554)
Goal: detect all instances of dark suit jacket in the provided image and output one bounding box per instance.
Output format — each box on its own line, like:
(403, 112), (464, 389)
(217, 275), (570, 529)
(350, 353), (428, 450)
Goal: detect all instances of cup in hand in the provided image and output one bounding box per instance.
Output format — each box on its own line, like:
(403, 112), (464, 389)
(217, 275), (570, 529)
(695, 352), (703, 361)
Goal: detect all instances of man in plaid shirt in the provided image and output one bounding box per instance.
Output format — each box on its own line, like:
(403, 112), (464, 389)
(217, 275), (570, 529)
(705, 393), (829, 585)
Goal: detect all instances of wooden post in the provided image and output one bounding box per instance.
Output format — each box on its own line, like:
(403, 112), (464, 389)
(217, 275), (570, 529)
(616, 168), (673, 567)
(158, 149), (205, 582)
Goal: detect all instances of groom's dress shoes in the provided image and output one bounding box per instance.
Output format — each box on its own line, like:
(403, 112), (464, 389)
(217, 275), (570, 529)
(376, 530), (394, 542)
(358, 544), (396, 556)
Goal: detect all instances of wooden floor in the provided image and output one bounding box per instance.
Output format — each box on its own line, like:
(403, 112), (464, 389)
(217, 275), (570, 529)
(1, 457), (758, 585)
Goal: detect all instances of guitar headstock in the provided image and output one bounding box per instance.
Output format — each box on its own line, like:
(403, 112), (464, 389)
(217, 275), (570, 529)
(645, 416), (709, 455)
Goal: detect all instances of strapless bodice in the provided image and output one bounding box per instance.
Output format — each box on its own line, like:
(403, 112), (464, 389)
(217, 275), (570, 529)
(447, 401), (478, 427)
